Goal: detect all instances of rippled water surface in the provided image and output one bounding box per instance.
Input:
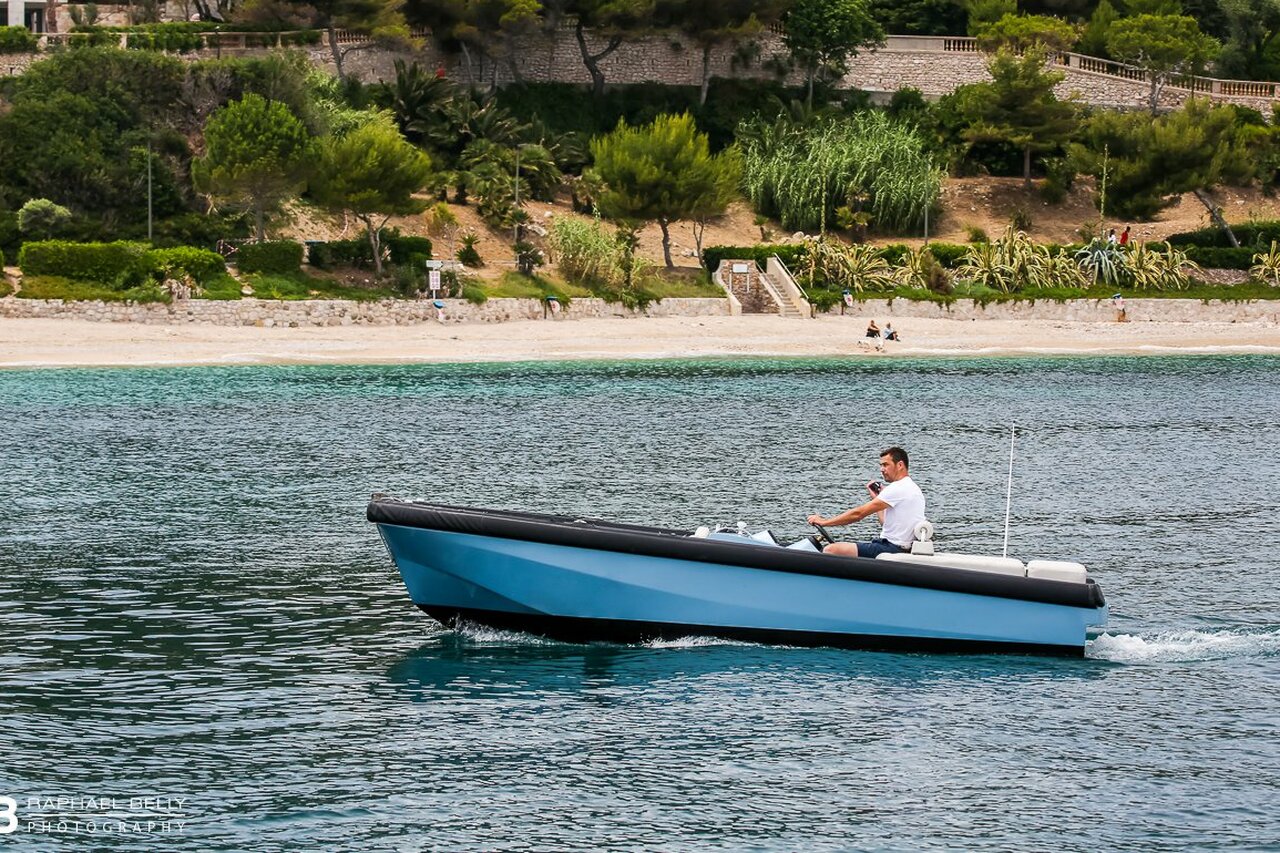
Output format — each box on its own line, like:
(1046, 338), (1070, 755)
(2, 356), (1278, 850)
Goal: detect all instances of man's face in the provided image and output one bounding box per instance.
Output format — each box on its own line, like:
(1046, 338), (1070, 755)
(880, 455), (905, 483)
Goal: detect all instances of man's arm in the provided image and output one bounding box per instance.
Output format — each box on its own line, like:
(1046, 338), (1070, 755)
(808, 498), (889, 528)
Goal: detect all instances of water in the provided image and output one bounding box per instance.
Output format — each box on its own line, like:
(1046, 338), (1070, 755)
(1, 356), (1278, 850)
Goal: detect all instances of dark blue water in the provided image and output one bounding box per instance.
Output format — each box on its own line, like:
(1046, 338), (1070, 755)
(1, 356), (1278, 850)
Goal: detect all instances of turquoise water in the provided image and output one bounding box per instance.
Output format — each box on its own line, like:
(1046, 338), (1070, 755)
(2, 356), (1278, 850)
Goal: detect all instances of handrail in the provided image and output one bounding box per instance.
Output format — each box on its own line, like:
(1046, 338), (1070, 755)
(767, 255), (813, 318)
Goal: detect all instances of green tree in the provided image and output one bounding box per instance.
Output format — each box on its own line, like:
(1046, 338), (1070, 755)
(1077, 0), (1119, 58)
(867, 0), (966, 37)
(192, 94), (314, 242)
(976, 13), (1079, 53)
(452, 0), (542, 85)
(17, 199), (72, 240)
(964, 0), (1014, 37)
(1068, 99), (1254, 244)
(1105, 15), (1221, 114)
(310, 119), (434, 276)
(566, 0), (656, 99)
(589, 113), (742, 268)
(957, 48), (1078, 186)
(1219, 0), (1280, 79)
(657, 0), (785, 106)
(783, 0), (885, 108)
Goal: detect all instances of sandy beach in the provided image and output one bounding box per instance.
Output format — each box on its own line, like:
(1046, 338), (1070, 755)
(3, 314), (1279, 368)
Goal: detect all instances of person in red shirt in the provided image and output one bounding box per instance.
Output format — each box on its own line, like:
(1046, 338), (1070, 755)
(1119, 226), (1130, 246)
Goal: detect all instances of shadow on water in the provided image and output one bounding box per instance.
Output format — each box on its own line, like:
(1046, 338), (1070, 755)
(382, 626), (1106, 702)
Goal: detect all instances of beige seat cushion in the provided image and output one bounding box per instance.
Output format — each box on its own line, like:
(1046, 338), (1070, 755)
(877, 552), (1027, 577)
(1026, 559), (1088, 584)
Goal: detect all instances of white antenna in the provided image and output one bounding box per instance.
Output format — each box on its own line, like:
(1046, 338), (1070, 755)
(1002, 424), (1016, 558)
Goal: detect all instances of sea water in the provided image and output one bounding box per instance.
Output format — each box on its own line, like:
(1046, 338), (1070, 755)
(1, 356), (1277, 850)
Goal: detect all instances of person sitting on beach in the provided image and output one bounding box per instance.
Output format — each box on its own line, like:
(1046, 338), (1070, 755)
(807, 446), (926, 558)
(883, 323), (899, 342)
(866, 320), (880, 338)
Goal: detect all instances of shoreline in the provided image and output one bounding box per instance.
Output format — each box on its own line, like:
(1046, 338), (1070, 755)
(3, 315), (1279, 369)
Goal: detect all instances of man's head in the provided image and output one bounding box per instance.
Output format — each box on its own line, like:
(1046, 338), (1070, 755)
(879, 446), (910, 482)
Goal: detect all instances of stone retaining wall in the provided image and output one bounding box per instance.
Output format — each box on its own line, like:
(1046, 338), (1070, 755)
(838, 297), (1280, 323)
(0, 296), (732, 325)
(2, 295), (1277, 325)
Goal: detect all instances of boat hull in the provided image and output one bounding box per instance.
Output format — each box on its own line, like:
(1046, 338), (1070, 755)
(376, 521), (1107, 656)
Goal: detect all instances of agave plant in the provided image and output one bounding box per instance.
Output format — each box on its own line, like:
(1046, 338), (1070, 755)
(1251, 240), (1280, 287)
(1075, 238), (1127, 287)
(837, 243), (898, 292)
(895, 247), (952, 292)
(958, 241), (1014, 292)
(1126, 243), (1197, 291)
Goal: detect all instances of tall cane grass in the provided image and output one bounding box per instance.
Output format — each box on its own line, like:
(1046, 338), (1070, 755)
(739, 113), (942, 235)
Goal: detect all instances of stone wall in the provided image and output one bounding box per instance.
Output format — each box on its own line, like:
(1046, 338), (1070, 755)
(2, 295), (1277, 325)
(0, 295), (732, 325)
(6, 24), (1278, 113)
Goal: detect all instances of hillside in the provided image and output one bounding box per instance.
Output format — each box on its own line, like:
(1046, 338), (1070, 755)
(277, 177), (1280, 278)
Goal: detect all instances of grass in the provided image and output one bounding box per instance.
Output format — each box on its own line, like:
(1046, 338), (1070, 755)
(486, 271), (592, 300)
(641, 268), (726, 299)
(16, 275), (169, 303)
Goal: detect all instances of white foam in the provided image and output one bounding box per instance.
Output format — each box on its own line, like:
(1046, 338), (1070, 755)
(1087, 628), (1280, 662)
(641, 635), (756, 649)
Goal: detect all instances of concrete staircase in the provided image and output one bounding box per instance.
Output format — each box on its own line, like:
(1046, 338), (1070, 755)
(713, 257), (812, 318)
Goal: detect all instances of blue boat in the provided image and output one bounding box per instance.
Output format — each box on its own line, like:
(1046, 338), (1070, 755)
(368, 498), (1108, 656)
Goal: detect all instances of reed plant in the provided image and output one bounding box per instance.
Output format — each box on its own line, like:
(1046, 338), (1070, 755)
(1250, 240), (1280, 286)
(739, 113), (941, 235)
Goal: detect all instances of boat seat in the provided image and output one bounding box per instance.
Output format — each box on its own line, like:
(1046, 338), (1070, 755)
(877, 551), (1027, 577)
(1026, 559), (1088, 584)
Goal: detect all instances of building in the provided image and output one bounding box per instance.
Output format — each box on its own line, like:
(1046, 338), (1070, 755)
(2, 1), (46, 31)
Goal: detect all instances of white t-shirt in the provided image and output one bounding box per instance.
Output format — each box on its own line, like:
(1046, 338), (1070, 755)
(877, 476), (926, 547)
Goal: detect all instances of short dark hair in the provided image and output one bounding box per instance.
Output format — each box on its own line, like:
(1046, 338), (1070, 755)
(880, 446), (909, 468)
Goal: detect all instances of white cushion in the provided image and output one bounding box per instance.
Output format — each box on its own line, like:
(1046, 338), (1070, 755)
(1026, 560), (1088, 584)
(877, 552), (1027, 577)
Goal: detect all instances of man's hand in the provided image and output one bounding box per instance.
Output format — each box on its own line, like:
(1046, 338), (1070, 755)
(807, 514), (826, 526)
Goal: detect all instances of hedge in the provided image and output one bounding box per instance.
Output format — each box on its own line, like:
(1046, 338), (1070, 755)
(144, 247), (226, 283)
(18, 240), (149, 284)
(0, 25), (38, 53)
(236, 240), (303, 274)
(307, 233), (434, 270)
(702, 244), (805, 272)
(921, 242), (968, 268)
(1167, 220), (1280, 249)
(1182, 245), (1257, 270)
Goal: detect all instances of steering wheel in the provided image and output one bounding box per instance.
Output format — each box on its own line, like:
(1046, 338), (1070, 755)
(811, 522), (836, 546)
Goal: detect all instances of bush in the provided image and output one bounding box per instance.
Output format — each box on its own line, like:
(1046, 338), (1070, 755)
(1179, 245), (1256, 270)
(701, 243), (805, 272)
(923, 242), (968, 268)
(236, 240), (303, 274)
(0, 248), (5, 269)
(18, 240), (148, 285)
(1167, 221), (1280, 249)
(0, 25), (38, 53)
(876, 244), (911, 265)
(144, 247), (226, 283)
(965, 225), (989, 243)
(457, 233), (483, 267)
(385, 234), (432, 265)
(462, 284), (488, 304)
(307, 239), (370, 269)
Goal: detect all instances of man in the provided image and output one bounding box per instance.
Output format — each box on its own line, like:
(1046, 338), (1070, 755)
(807, 447), (926, 558)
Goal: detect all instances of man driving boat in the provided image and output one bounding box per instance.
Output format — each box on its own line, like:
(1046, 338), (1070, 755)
(807, 446), (926, 557)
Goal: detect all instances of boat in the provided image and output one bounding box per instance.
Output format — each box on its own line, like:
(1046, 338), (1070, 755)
(367, 497), (1108, 656)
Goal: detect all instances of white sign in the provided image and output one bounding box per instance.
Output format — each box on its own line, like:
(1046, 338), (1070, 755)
(428, 270), (441, 290)
(732, 263), (750, 274)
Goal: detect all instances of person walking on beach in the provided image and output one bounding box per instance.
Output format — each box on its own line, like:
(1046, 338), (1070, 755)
(807, 447), (926, 558)
(1107, 229), (1118, 245)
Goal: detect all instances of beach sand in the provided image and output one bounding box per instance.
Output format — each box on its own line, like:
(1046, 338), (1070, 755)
(2, 315), (1278, 368)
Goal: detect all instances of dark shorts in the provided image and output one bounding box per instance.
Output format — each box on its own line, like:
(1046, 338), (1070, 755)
(857, 538), (907, 558)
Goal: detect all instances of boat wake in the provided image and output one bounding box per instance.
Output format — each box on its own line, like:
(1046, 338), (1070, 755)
(1087, 627), (1280, 662)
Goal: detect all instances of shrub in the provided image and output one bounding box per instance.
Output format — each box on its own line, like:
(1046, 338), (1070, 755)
(701, 243), (805, 272)
(307, 239), (371, 269)
(965, 225), (989, 243)
(385, 234), (432, 264)
(1167, 220), (1280, 248)
(17, 199), (73, 240)
(457, 233), (483, 267)
(1010, 207), (1033, 231)
(1180, 246), (1257, 270)
(236, 240), (303, 274)
(0, 25), (38, 54)
(18, 240), (148, 285)
(923, 242), (968, 268)
(876, 244), (911, 265)
(144, 247), (226, 284)
(462, 284), (488, 304)
(0, 248), (5, 269)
